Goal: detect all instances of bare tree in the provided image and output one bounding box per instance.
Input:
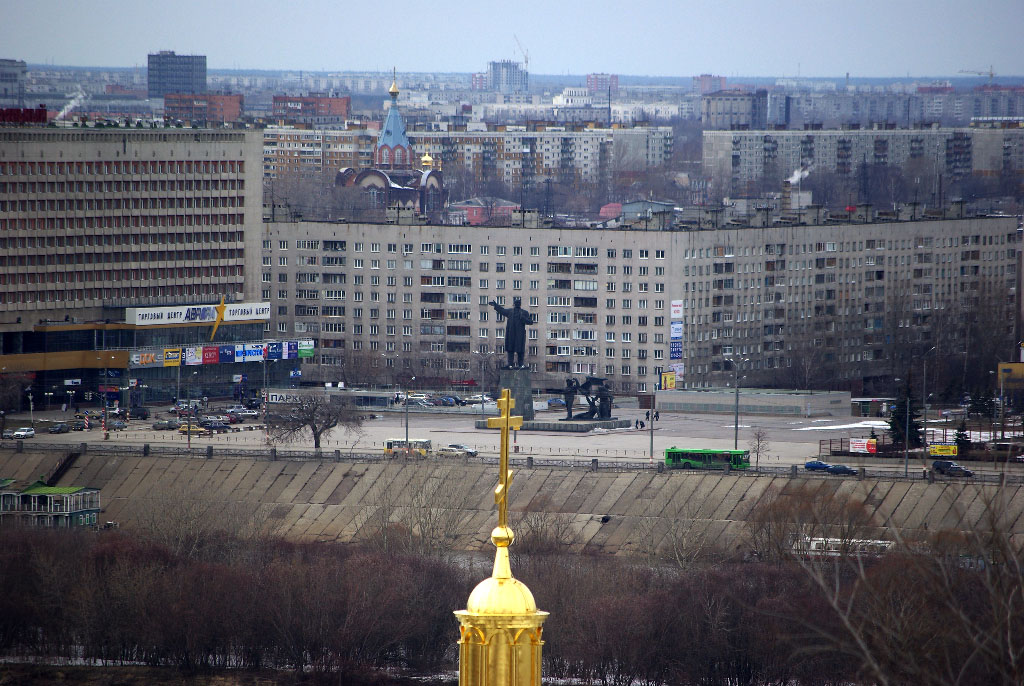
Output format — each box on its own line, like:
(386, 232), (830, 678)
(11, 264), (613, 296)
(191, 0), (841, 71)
(748, 427), (770, 470)
(269, 393), (361, 450)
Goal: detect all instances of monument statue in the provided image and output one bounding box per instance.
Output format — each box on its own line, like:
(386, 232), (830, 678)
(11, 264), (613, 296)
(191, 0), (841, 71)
(560, 375), (615, 421)
(489, 297), (535, 368)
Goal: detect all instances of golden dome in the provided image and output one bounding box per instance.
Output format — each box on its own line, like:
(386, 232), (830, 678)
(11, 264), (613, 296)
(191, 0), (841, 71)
(421, 152), (434, 168)
(466, 574), (537, 615)
(389, 78), (399, 98)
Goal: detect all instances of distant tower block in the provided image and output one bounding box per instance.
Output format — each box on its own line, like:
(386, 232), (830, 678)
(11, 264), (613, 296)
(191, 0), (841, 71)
(454, 389), (548, 686)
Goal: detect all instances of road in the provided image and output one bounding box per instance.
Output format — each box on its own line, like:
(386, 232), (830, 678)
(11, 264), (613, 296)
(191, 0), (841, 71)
(5, 405), (1003, 474)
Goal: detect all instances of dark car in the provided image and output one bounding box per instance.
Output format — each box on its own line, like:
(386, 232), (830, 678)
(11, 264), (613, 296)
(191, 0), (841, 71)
(826, 464), (858, 476)
(152, 419), (181, 431)
(945, 464), (974, 477)
(932, 460), (973, 476)
(48, 423), (70, 434)
(70, 420), (87, 431)
(129, 407), (150, 420)
(204, 421), (231, 433)
(243, 398), (262, 410)
(804, 460), (832, 471)
(1, 428), (14, 439)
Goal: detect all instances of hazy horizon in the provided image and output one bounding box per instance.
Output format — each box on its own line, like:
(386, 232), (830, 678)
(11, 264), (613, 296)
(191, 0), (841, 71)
(3, 0), (1023, 78)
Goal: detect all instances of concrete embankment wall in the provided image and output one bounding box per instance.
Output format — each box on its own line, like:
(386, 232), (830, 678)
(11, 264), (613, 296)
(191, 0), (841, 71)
(3, 451), (1021, 552)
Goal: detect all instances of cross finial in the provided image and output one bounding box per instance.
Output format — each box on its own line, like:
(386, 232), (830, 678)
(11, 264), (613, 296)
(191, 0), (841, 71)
(486, 388), (522, 536)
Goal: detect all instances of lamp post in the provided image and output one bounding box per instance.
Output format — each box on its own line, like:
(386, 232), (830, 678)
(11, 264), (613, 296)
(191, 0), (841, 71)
(999, 367), (1006, 440)
(25, 387), (34, 428)
(187, 371), (197, 452)
(732, 358), (749, 450)
(403, 375), (417, 455)
(922, 346), (936, 458)
(649, 375), (657, 465)
(895, 377), (909, 477)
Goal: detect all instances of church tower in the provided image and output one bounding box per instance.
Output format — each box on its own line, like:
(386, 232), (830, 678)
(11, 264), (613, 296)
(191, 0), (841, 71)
(454, 390), (548, 686)
(375, 69), (413, 170)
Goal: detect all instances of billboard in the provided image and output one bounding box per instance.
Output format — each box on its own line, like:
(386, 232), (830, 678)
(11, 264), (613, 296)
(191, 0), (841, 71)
(163, 348), (182, 367)
(124, 302), (271, 326)
(285, 341), (298, 359)
(202, 346), (219, 365)
(850, 438), (877, 454)
(670, 321), (683, 340)
(266, 342), (283, 360)
(997, 363), (1024, 391)
(670, 300), (683, 318)
(218, 345), (235, 364)
(670, 341), (682, 360)
(660, 371), (676, 390)
(184, 346), (203, 365)
(929, 444), (958, 456)
(298, 340), (315, 358)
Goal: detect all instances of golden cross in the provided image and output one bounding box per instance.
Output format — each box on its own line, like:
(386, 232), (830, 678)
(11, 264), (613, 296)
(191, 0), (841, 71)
(486, 388), (522, 529)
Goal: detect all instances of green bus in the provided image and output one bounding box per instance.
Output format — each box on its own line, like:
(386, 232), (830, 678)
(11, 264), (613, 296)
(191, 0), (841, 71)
(664, 447), (751, 470)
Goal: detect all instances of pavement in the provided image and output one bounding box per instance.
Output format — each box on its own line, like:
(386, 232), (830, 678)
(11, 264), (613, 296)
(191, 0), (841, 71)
(4, 405), (1008, 471)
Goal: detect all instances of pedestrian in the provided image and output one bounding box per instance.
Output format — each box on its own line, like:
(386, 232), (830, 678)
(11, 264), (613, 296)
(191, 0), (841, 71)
(645, 410), (650, 421)
(635, 419), (639, 430)
(655, 410), (660, 421)
(640, 421), (646, 430)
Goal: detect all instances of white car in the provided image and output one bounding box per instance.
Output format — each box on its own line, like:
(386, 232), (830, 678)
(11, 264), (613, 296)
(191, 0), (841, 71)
(235, 409), (259, 418)
(12, 427), (35, 439)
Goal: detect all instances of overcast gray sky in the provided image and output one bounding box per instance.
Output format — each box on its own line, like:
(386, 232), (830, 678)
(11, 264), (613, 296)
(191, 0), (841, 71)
(3, 0), (1022, 77)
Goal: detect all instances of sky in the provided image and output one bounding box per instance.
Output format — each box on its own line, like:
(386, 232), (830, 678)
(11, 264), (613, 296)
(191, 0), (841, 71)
(2, 0), (1023, 78)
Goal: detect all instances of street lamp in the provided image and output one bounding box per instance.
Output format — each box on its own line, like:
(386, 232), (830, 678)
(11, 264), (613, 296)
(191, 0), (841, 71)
(25, 387), (34, 428)
(405, 375), (416, 455)
(649, 373), (657, 464)
(895, 377), (910, 477)
(731, 357), (749, 450)
(921, 346), (936, 457)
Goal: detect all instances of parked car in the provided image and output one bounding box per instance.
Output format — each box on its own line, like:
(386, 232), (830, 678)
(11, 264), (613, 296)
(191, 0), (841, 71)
(12, 427), (35, 439)
(243, 398), (262, 410)
(826, 464), (858, 476)
(48, 423), (70, 434)
(223, 413), (242, 424)
(204, 421), (231, 433)
(235, 409), (259, 419)
(70, 420), (87, 431)
(152, 419), (181, 431)
(547, 398), (566, 409)
(804, 460), (832, 471)
(447, 443), (478, 457)
(178, 424), (210, 436)
(437, 446), (469, 458)
(107, 420), (128, 431)
(129, 407), (150, 420)
(2, 428), (16, 439)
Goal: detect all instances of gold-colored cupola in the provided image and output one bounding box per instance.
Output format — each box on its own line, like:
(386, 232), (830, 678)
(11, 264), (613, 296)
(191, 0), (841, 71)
(454, 389), (548, 686)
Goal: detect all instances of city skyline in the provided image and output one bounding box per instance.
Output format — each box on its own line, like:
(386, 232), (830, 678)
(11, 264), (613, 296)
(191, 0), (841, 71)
(3, 0), (1023, 78)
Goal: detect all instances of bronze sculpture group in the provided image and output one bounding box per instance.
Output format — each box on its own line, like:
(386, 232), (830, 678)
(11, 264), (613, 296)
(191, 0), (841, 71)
(562, 376), (613, 421)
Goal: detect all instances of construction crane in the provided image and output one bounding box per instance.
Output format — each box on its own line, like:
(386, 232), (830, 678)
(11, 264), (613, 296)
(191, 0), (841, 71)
(513, 34), (529, 72)
(959, 66), (995, 84)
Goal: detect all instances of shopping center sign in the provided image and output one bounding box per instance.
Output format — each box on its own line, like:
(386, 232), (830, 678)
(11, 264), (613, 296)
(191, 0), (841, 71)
(124, 302), (271, 327)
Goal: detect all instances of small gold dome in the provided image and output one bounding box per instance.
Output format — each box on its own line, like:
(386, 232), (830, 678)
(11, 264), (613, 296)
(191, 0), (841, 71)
(389, 79), (399, 98)
(466, 575), (538, 615)
(421, 152), (434, 168)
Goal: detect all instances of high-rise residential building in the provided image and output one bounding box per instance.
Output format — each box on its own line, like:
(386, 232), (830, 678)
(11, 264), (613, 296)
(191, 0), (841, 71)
(703, 125), (1024, 197)
(487, 60), (528, 94)
(586, 73), (619, 98)
(0, 126), (273, 406)
(0, 59), (27, 107)
(701, 90), (769, 130)
(147, 51), (207, 99)
(164, 92), (243, 124)
(260, 211), (1018, 395)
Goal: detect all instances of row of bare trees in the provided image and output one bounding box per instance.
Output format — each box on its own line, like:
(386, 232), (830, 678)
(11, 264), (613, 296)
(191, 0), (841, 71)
(0, 482), (1020, 684)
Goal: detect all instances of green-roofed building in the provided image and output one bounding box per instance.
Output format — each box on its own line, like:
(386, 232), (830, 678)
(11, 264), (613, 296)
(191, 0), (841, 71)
(0, 479), (100, 528)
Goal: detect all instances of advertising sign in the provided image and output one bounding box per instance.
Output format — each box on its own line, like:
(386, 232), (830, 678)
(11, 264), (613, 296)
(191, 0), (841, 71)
(298, 340), (315, 358)
(202, 346), (219, 365)
(285, 341), (298, 359)
(850, 438), (878, 454)
(234, 343), (265, 362)
(290, 369), (302, 378)
(232, 374), (244, 383)
(124, 302), (271, 326)
(997, 363), (1024, 391)
(670, 300), (683, 318)
(670, 341), (683, 360)
(218, 345), (235, 364)
(63, 379), (82, 386)
(929, 444), (958, 456)
(670, 321), (683, 340)
(129, 350), (166, 368)
(163, 348), (182, 367)
(266, 341), (283, 360)
(660, 371), (676, 390)
(185, 346), (202, 366)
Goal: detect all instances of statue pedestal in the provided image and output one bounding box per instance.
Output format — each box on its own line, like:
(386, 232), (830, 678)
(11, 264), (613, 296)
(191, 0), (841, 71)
(499, 367), (534, 421)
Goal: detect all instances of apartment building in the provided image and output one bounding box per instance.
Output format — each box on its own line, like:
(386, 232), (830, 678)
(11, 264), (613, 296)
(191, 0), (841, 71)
(487, 61), (528, 94)
(261, 213), (1017, 394)
(164, 92), (243, 124)
(0, 126), (266, 404)
(263, 124), (673, 186)
(704, 125), (1024, 196)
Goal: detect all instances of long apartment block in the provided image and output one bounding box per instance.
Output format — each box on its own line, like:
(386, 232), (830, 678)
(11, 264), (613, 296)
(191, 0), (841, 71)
(262, 214), (1019, 393)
